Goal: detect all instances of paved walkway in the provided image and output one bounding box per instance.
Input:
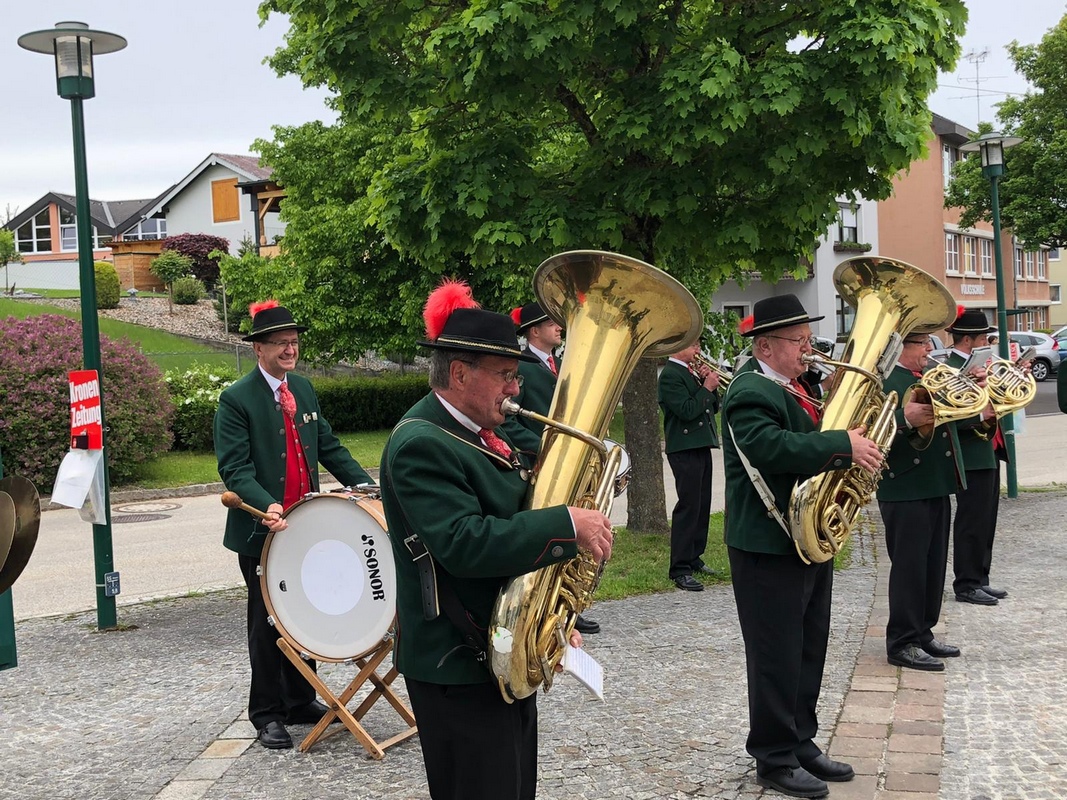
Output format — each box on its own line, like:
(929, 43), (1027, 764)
(3, 486), (1065, 799)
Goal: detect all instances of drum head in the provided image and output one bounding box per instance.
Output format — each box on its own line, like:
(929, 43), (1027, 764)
(262, 494), (396, 662)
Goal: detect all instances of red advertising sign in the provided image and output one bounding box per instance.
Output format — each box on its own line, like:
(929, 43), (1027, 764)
(69, 369), (103, 450)
(1009, 340), (1020, 362)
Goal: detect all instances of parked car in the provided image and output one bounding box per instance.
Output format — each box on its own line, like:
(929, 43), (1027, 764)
(932, 331), (1059, 381)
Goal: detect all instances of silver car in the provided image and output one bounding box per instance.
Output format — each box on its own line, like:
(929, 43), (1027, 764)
(928, 330), (1058, 381)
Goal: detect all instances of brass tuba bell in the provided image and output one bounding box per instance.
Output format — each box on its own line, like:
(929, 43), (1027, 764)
(488, 250), (703, 702)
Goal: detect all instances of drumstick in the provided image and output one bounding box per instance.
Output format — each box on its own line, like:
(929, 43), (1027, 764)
(220, 491), (272, 521)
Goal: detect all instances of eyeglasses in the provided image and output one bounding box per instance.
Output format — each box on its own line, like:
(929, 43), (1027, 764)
(459, 360), (524, 386)
(903, 339), (929, 346)
(765, 334), (817, 347)
(263, 339), (300, 349)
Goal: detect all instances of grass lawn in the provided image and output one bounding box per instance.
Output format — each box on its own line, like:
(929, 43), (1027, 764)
(0, 296), (249, 373)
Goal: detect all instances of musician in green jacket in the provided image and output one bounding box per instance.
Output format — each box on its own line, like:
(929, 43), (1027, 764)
(214, 301), (373, 750)
(877, 333), (966, 671)
(722, 294), (882, 799)
(945, 310), (1006, 606)
(658, 340), (721, 592)
(381, 281), (613, 800)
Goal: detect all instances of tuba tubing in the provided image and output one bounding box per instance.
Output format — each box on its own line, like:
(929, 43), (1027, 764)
(488, 251), (704, 702)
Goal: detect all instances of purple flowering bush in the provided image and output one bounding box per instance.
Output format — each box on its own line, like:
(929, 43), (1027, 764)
(0, 314), (173, 487)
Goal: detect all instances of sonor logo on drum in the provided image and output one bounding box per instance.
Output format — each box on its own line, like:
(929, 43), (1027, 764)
(361, 533), (386, 601)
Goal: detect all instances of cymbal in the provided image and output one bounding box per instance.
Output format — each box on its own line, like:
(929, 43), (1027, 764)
(0, 475), (41, 595)
(0, 491), (14, 576)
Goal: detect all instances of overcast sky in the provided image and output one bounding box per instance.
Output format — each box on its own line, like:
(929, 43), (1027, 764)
(1, 1), (1063, 217)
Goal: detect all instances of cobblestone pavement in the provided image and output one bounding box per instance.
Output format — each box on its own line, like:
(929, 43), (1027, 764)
(2, 492), (1063, 800)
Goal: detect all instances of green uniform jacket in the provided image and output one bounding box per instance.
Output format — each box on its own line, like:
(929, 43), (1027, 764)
(876, 365), (965, 502)
(721, 359), (853, 555)
(380, 392), (579, 685)
(500, 348), (556, 454)
(658, 360), (720, 453)
(1059, 362), (1067, 414)
(214, 368), (372, 557)
(946, 351), (998, 470)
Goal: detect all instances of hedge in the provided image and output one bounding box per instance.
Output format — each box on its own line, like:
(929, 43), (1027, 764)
(311, 373), (429, 432)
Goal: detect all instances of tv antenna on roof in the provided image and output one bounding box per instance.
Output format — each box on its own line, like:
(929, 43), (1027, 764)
(962, 48), (990, 123)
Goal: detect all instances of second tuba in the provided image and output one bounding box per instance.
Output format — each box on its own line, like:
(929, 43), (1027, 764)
(788, 257), (957, 564)
(489, 250), (703, 702)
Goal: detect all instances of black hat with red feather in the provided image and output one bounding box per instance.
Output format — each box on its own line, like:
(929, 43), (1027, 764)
(509, 302), (550, 334)
(242, 300), (307, 342)
(947, 306), (996, 335)
(420, 280), (539, 362)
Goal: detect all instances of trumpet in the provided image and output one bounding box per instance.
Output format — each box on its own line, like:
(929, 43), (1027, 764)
(691, 351), (735, 386)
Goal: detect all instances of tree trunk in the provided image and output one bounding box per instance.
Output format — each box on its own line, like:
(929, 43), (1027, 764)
(621, 358), (669, 534)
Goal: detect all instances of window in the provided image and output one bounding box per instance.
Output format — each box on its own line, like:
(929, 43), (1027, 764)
(58, 208), (109, 250)
(945, 233), (960, 274)
(122, 217), (167, 241)
(1037, 250), (1047, 280)
(836, 295), (855, 337)
(211, 178), (240, 223)
(1050, 284), (1061, 304)
(962, 236), (977, 275)
(837, 206), (858, 243)
(721, 304), (747, 321)
(942, 143), (959, 188)
(1014, 248), (1024, 278)
(1025, 251), (1034, 279)
(980, 239), (993, 277)
(15, 209), (51, 253)
(1049, 247), (1061, 261)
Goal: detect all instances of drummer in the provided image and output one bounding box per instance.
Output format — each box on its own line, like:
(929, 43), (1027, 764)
(380, 280), (613, 800)
(214, 301), (374, 751)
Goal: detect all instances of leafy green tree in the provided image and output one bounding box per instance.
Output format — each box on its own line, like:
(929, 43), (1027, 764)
(261, 0), (965, 531)
(946, 15), (1067, 248)
(151, 249), (194, 314)
(0, 229), (19, 266)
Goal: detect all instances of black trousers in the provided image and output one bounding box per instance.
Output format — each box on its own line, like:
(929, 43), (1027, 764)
(952, 467), (1000, 594)
(729, 547), (833, 771)
(667, 448), (713, 579)
(238, 553), (316, 729)
(405, 677), (537, 800)
(879, 497), (950, 654)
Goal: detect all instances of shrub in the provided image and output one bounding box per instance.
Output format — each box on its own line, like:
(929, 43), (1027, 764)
(172, 275), (206, 305)
(312, 373), (429, 432)
(0, 314), (173, 487)
(164, 363), (237, 450)
(215, 247), (288, 335)
(94, 261), (121, 309)
(162, 233), (230, 288)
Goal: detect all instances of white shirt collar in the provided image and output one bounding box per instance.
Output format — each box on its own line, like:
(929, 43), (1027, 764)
(668, 356), (690, 369)
(258, 365), (286, 398)
(754, 358), (793, 385)
(527, 343), (553, 368)
(950, 347), (969, 359)
(434, 392), (482, 435)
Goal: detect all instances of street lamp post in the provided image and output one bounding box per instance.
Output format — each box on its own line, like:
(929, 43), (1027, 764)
(18, 22), (127, 629)
(959, 131), (1024, 498)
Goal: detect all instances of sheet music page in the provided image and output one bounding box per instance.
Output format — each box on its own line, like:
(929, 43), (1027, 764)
(562, 644), (604, 701)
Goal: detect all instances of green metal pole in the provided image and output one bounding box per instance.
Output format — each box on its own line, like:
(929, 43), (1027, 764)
(989, 174), (1018, 498)
(70, 96), (117, 629)
(0, 445), (17, 671)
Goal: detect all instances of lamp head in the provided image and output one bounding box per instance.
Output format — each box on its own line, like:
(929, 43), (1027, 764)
(18, 21), (126, 99)
(959, 131), (1024, 179)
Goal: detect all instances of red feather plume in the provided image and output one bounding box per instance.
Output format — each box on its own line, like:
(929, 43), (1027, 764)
(739, 314), (755, 334)
(249, 299), (279, 317)
(424, 279), (480, 340)
(510, 307), (523, 327)
(956, 304), (966, 319)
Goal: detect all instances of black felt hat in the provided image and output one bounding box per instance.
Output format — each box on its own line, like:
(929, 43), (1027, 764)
(510, 302), (550, 334)
(242, 302), (307, 342)
(742, 294), (824, 337)
(947, 308), (996, 335)
(420, 281), (538, 362)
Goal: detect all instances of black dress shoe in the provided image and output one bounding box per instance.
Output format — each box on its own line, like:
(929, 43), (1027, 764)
(694, 564), (719, 576)
(756, 766), (828, 798)
(956, 588), (998, 605)
(285, 699), (334, 725)
(888, 644), (944, 672)
(257, 720), (293, 749)
(574, 614), (601, 634)
(922, 638), (961, 658)
(799, 753), (855, 782)
(982, 585), (1008, 599)
(673, 574), (704, 592)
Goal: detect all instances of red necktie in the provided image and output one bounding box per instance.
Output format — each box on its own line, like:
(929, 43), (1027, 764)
(912, 370), (924, 378)
(278, 381), (297, 419)
(547, 355), (557, 376)
(789, 379), (820, 425)
(479, 427), (513, 460)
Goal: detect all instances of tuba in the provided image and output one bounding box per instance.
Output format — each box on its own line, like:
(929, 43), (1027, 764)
(788, 257), (957, 564)
(489, 250), (703, 702)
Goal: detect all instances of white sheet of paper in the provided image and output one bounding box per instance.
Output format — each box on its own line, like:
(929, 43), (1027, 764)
(562, 644), (604, 701)
(50, 449), (103, 509)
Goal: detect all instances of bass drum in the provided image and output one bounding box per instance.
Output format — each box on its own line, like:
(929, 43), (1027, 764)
(260, 493), (396, 662)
